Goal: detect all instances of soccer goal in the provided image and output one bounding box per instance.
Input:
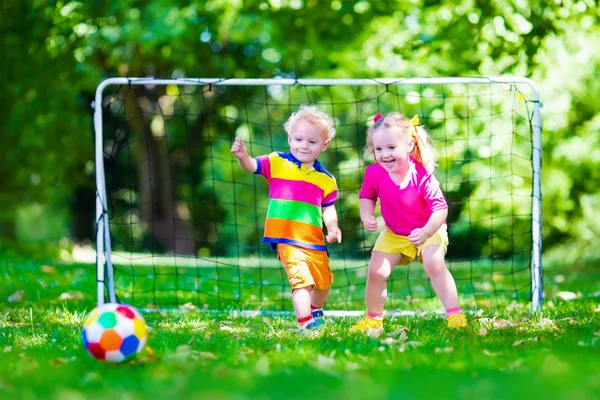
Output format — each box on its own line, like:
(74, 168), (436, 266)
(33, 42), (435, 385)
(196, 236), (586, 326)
(93, 77), (542, 314)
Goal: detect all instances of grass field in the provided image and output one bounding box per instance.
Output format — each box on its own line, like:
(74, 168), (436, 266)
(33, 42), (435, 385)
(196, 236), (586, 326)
(1, 257), (599, 399)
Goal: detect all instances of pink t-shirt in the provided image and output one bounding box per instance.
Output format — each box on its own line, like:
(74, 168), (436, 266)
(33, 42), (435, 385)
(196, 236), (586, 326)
(359, 158), (448, 236)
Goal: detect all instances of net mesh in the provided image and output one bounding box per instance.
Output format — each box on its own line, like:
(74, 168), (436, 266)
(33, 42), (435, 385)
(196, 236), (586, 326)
(97, 79), (537, 312)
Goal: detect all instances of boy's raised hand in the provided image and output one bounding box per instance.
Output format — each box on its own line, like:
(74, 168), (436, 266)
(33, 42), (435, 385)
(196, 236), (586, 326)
(231, 137), (248, 159)
(361, 215), (378, 232)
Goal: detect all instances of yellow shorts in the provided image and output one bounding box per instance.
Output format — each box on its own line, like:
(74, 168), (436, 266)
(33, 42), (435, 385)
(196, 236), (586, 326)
(372, 224), (449, 265)
(277, 244), (332, 290)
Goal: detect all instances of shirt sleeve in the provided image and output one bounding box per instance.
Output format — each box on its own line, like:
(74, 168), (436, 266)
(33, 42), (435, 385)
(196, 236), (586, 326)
(322, 176), (338, 207)
(359, 165), (378, 201)
(254, 153), (273, 181)
(420, 173), (448, 212)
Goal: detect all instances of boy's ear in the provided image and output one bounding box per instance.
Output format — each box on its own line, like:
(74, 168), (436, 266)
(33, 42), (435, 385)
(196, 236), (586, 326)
(322, 138), (331, 150)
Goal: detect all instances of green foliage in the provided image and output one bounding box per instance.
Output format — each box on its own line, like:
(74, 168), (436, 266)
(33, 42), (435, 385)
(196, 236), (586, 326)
(1, 0), (599, 260)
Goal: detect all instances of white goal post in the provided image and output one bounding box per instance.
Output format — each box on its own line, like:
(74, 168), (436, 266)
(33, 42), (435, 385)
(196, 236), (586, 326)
(93, 77), (543, 312)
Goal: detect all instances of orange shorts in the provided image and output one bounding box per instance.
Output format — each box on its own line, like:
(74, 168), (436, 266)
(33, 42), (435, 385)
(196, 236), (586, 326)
(276, 244), (333, 290)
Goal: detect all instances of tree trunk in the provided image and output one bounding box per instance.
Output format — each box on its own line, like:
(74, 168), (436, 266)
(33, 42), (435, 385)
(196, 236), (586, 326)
(123, 86), (195, 255)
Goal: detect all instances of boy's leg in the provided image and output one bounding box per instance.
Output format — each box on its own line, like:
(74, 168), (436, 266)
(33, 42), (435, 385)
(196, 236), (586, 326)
(277, 244), (320, 329)
(292, 286), (313, 324)
(310, 288), (329, 309)
(310, 288), (328, 323)
(305, 249), (332, 323)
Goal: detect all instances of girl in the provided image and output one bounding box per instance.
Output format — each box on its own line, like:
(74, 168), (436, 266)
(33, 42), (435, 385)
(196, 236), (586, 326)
(352, 113), (467, 331)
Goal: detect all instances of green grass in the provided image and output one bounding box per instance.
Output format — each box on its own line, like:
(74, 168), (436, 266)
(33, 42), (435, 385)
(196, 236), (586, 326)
(1, 258), (599, 399)
(76, 247), (534, 311)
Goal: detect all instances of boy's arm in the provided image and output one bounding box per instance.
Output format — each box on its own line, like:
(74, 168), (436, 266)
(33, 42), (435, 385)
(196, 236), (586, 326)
(237, 154), (257, 173)
(322, 205), (342, 243)
(231, 137), (257, 173)
(408, 208), (448, 246)
(359, 198), (378, 232)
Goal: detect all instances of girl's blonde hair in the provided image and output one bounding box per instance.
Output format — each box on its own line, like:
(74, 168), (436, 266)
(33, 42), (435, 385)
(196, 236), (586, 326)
(365, 112), (437, 173)
(284, 104), (336, 140)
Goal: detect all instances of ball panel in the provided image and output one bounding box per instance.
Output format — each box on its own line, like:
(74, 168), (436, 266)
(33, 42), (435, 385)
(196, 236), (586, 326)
(83, 309), (101, 327)
(98, 312), (118, 329)
(81, 329), (88, 347)
(116, 305), (135, 319)
(133, 317), (147, 339)
(113, 317), (134, 337)
(87, 343), (106, 360)
(99, 329), (123, 351)
(120, 335), (140, 358)
(136, 336), (147, 353)
(84, 322), (104, 343)
(105, 350), (125, 363)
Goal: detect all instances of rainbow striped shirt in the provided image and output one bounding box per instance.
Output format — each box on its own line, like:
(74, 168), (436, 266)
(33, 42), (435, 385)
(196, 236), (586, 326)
(255, 152), (338, 251)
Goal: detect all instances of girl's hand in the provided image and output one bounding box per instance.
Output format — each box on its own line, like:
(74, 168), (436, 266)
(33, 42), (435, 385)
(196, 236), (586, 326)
(408, 228), (430, 247)
(326, 226), (342, 243)
(231, 137), (248, 159)
(361, 215), (378, 232)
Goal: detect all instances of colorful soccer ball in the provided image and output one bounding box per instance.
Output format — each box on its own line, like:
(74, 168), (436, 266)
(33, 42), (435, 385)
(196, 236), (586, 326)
(82, 303), (148, 363)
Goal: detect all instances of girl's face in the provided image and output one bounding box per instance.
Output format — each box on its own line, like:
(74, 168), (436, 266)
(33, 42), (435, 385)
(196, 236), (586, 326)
(372, 126), (414, 173)
(287, 118), (330, 166)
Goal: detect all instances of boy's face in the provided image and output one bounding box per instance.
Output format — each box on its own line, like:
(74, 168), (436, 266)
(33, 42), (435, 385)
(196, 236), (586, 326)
(287, 118), (330, 166)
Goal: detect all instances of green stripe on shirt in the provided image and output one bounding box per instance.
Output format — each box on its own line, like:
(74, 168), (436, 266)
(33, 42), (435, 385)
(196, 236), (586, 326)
(266, 199), (322, 227)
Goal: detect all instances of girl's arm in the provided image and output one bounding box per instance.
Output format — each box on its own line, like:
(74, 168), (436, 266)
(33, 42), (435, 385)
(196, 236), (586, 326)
(408, 208), (448, 246)
(359, 198), (378, 232)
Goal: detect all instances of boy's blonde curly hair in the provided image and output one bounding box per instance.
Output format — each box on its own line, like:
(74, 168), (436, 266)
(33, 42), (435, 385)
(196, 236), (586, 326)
(284, 104), (336, 140)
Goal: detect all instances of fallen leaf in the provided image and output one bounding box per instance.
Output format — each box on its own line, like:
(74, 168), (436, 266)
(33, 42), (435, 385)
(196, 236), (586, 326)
(483, 349), (500, 356)
(381, 337), (396, 346)
(365, 327), (383, 338)
(435, 347), (453, 353)
(51, 356), (76, 365)
(176, 345), (191, 353)
(58, 292), (83, 301)
(8, 291), (24, 303)
(493, 319), (517, 329)
(40, 265), (57, 274)
(196, 351), (217, 359)
(255, 356), (270, 376)
(345, 362), (360, 371)
(534, 318), (556, 330)
(555, 291), (577, 301)
(179, 302), (199, 311)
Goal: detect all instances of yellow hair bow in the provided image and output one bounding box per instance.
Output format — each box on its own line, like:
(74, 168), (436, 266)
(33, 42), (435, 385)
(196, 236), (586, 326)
(409, 114), (419, 137)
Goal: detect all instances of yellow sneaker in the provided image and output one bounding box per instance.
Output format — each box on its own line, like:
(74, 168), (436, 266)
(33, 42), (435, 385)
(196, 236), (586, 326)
(447, 313), (467, 328)
(351, 317), (383, 332)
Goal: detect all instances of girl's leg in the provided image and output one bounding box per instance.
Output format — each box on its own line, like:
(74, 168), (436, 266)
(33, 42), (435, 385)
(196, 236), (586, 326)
(420, 245), (459, 309)
(366, 251), (404, 315)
